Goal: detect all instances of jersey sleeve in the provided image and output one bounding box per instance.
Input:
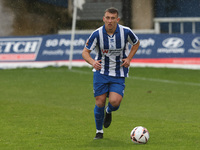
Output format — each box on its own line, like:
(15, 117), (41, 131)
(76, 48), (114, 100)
(85, 30), (98, 51)
(127, 29), (139, 45)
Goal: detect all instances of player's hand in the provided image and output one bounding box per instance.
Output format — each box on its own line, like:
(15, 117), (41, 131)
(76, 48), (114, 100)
(92, 60), (102, 70)
(121, 58), (131, 68)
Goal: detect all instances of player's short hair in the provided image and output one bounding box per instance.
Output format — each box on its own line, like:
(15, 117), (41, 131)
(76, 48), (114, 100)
(104, 7), (119, 17)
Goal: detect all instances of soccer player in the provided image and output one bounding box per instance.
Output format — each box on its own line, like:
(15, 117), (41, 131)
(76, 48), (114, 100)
(82, 7), (140, 139)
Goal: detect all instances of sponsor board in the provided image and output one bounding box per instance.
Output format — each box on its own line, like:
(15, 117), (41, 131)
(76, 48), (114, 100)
(135, 34), (200, 63)
(188, 37), (200, 53)
(157, 37), (185, 54)
(0, 34), (200, 69)
(0, 37), (42, 61)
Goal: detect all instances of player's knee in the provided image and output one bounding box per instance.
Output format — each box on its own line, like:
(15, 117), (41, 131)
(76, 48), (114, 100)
(109, 93), (122, 107)
(95, 95), (106, 107)
(109, 100), (121, 107)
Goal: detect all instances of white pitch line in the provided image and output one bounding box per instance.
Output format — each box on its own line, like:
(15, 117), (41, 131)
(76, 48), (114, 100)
(70, 69), (200, 87)
(69, 69), (92, 75)
(129, 76), (200, 87)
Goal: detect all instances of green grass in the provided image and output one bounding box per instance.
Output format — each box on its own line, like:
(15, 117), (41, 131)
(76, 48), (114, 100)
(0, 66), (200, 150)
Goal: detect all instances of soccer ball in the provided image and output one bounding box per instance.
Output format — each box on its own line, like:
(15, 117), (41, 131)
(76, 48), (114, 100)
(130, 126), (149, 144)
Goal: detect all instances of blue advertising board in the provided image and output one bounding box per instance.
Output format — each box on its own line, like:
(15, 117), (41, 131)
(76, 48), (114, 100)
(0, 34), (88, 62)
(0, 33), (200, 69)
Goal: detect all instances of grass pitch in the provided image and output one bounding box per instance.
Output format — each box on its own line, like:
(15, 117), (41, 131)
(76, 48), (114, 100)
(0, 66), (199, 150)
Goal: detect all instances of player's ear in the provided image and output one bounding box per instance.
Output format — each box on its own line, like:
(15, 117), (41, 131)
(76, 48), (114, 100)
(103, 16), (105, 22)
(117, 17), (120, 22)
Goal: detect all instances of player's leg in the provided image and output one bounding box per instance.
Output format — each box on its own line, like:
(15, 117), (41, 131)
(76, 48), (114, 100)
(93, 71), (109, 139)
(104, 77), (125, 128)
(107, 92), (122, 112)
(94, 93), (107, 132)
(94, 93), (107, 139)
(104, 92), (122, 128)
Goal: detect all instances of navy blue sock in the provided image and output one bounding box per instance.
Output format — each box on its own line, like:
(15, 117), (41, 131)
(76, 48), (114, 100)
(94, 105), (105, 130)
(107, 102), (120, 113)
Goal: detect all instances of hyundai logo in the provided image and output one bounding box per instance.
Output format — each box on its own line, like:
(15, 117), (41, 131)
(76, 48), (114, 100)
(192, 37), (200, 49)
(162, 37), (184, 48)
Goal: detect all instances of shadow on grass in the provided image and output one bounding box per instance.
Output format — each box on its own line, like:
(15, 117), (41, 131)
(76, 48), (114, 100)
(84, 138), (147, 149)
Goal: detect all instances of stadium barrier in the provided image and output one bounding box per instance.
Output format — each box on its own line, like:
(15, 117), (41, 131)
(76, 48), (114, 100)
(0, 33), (200, 69)
(154, 17), (200, 34)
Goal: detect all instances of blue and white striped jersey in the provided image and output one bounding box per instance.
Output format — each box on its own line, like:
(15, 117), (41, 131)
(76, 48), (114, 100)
(85, 24), (139, 77)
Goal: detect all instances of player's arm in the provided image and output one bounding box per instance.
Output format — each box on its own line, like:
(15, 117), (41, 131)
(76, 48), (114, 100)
(82, 47), (101, 70)
(121, 40), (140, 68)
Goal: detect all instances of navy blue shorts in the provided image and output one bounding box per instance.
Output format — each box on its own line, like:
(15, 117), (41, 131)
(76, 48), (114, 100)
(93, 71), (125, 97)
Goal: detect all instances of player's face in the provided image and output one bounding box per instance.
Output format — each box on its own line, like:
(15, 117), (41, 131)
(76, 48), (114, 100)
(103, 12), (120, 34)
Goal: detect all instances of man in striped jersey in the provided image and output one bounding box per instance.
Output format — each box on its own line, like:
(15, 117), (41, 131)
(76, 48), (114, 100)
(82, 7), (140, 139)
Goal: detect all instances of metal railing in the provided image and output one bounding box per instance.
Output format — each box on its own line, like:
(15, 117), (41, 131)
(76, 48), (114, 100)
(154, 17), (200, 34)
